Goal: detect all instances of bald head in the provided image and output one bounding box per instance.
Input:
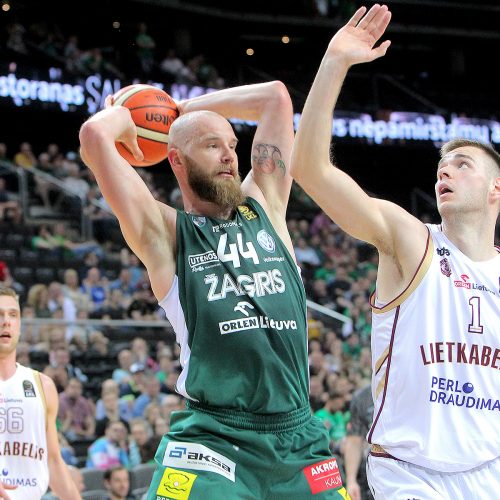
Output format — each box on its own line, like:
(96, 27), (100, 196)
(169, 110), (230, 149)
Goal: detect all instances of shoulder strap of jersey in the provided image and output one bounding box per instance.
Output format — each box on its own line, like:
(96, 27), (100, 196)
(32, 369), (48, 430)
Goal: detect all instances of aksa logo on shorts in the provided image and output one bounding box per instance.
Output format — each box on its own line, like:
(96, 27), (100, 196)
(164, 442), (236, 482)
(156, 467), (197, 500)
(303, 458), (343, 495)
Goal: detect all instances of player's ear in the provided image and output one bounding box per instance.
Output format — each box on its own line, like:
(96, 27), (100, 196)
(168, 147), (183, 170)
(491, 175), (500, 203)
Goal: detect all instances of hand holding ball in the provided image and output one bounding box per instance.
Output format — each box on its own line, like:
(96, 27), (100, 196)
(112, 84), (179, 167)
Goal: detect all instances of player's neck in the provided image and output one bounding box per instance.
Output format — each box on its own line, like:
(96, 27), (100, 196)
(0, 354), (17, 381)
(185, 197), (235, 220)
(441, 217), (497, 261)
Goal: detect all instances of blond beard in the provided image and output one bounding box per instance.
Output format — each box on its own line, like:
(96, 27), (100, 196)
(186, 156), (245, 209)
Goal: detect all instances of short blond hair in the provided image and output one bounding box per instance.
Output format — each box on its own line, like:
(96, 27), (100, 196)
(0, 286), (19, 302)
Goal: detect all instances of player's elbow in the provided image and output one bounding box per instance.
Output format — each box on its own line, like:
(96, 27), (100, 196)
(271, 80), (293, 110)
(79, 121), (107, 165)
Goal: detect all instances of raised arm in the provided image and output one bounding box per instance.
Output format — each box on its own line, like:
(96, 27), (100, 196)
(290, 5), (428, 296)
(79, 106), (176, 300)
(179, 81), (294, 219)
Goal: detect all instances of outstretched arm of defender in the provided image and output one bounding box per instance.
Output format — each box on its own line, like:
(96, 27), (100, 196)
(291, 5), (425, 254)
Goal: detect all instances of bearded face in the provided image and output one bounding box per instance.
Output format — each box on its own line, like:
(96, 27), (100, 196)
(185, 155), (245, 209)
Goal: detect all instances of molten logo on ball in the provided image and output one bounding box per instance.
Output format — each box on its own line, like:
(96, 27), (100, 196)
(112, 84), (179, 167)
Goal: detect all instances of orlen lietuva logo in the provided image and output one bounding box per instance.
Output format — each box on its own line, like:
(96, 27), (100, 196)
(257, 230), (275, 253)
(454, 274), (495, 295)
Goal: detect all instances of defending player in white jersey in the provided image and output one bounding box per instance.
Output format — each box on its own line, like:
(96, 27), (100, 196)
(0, 287), (81, 500)
(290, 4), (499, 498)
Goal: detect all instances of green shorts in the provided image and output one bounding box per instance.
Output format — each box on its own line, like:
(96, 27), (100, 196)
(147, 403), (349, 499)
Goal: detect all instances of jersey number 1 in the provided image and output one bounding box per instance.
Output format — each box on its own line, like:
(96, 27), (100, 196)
(468, 296), (483, 334)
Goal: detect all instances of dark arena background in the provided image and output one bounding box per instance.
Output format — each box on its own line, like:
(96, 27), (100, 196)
(0, 0), (499, 498)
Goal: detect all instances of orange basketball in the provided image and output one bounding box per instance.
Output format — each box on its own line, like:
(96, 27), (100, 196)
(112, 84), (179, 167)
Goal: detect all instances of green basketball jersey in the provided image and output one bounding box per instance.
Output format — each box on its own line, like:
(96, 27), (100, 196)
(160, 197), (309, 414)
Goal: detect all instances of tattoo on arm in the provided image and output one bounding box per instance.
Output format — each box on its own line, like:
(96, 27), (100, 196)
(252, 143), (286, 176)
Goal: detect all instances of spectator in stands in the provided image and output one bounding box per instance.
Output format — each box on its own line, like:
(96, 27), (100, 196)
(58, 431), (78, 466)
(86, 421), (130, 470)
(143, 402), (161, 430)
(315, 391), (350, 454)
(49, 346), (88, 384)
(52, 222), (104, 259)
(86, 329), (110, 357)
(153, 416), (169, 438)
(159, 48), (190, 83)
(134, 22), (156, 75)
(110, 268), (135, 298)
(130, 337), (158, 371)
(159, 394), (183, 424)
(27, 283), (51, 317)
(132, 374), (167, 418)
(6, 22), (28, 54)
(120, 361), (146, 399)
(95, 379), (134, 424)
(103, 466), (133, 500)
(95, 288), (127, 320)
(126, 283), (157, 320)
(128, 417), (153, 466)
(0, 261), (24, 295)
(62, 269), (90, 312)
(309, 374), (327, 412)
(344, 384), (374, 500)
(56, 161), (89, 214)
(0, 142), (8, 160)
(64, 35), (84, 74)
(155, 349), (173, 389)
(294, 236), (321, 267)
(81, 266), (108, 310)
(48, 280), (77, 322)
(68, 465), (86, 494)
(34, 152), (59, 210)
(32, 224), (61, 253)
(14, 141), (36, 168)
(113, 348), (133, 386)
(328, 263), (353, 302)
(58, 377), (96, 442)
(43, 363), (68, 393)
(119, 248), (143, 289)
(95, 390), (130, 437)
(0, 177), (22, 223)
(79, 47), (125, 79)
(163, 368), (180, 395)
(79, 250), (103, 280)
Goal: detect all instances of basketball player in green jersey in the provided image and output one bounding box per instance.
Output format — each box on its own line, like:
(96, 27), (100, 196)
(80, 82), (349, 498)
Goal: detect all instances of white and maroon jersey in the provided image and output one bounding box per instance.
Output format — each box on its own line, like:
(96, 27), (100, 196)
(0, 364), (49, 498)
(368, 224), (499, 472)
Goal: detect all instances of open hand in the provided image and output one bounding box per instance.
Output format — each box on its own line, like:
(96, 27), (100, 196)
(327, 4), (392, 67)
